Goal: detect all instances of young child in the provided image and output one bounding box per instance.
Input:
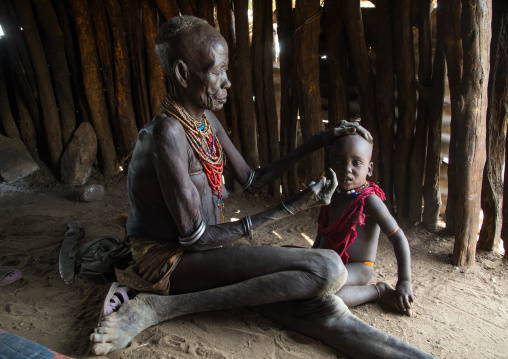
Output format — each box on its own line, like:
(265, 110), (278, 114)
(313, 132), (414, 316)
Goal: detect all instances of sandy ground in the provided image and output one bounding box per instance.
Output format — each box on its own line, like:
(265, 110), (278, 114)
(0, 167), (507, 359)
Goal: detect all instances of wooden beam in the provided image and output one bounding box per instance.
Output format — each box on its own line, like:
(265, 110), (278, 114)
(392, 0), (417, 221)
(70, 0), (118, 175)
(452, 0), (490, 267)
(277, 0), (300, 195)
(375, 0), (396, 212)
(13, 0), (63, 169)
(479, 0), (507, 251)
(234, 0), (259, 168)
(423, 0), (446, 231)
(294, 0), (323, 182)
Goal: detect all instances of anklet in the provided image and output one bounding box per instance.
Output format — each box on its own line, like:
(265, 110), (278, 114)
(241, 216), (253, 240)
(373, 283), (381, 303)
(337, 181), (369, 197)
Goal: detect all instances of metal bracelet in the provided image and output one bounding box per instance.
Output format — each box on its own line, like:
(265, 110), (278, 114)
(179, 221), (206, 247)
(241, 170), (255, 191)
(241, 216), (253, 240)
(281, 201), (295, 216)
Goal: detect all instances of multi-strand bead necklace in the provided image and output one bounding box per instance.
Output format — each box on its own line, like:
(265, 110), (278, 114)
(337, 181), (370, 197)
(160, 95), (225, 222)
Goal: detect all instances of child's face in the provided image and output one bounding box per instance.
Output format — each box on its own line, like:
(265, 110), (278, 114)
(329, 135), (373, 191)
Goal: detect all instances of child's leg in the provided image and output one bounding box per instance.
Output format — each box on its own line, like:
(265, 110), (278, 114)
(336, 262), (378, 307)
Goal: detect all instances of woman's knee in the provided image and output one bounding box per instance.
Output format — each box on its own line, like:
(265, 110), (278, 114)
(308, 250), (347, 294)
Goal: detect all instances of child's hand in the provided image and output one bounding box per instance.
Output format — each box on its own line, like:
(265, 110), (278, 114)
(395, 280), (414, 316)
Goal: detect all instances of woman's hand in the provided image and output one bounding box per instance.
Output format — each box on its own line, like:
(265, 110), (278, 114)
(285, 168), (338, 213)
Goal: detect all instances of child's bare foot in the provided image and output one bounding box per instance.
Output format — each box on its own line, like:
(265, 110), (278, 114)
(90, 293), (160, 355)
(375, 282), (413, 317)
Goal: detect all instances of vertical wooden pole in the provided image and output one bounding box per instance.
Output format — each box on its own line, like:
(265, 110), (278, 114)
(196, 0), (215, 25)
(105, 0), (140, 158)
(13, 0), (63, 170)
(154, 0), (180, 20)
(342, 0), (379, 181)
(31, 0), (76, 149)
(234, 0), (259, 168)
(70, 0), (118, 175)
(452, 0), (491, 267)
(89, 0), (117, 125)
(392, 0), (416, 221)
(123, 0), (152, 129)
(15, 93), (39, 160)
(442, 0), (463, 234)
(143, 0), (168, 118)
(277, 0), (300, 195)
(0, 57), (20, 139)
(408, 0), (432, 223)
(324, 0), (349, 127)
(423, 0), (446, 231)
(53, 0), (92, 125)
(252, 0), (280, 198)
(375, 0), (396, 212)
(294, 0), (323, 182)
(479, 0), (507, 251)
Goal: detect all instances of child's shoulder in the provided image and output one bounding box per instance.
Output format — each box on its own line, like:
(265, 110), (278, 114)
(364, 191), (388, 213)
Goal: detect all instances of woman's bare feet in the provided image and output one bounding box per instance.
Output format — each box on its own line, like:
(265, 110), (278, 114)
(375, 282), (413, 317)
(90, 293), (161, 355)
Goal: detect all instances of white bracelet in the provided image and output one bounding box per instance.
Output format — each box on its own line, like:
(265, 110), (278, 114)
(282, 202), (295, 216)
(179, 221), (206, 246)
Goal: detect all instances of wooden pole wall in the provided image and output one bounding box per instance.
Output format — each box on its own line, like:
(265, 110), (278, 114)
(0, 0), (502, 264)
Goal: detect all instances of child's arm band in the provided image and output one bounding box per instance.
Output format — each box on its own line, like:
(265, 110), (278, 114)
(387, 226), (400, 237)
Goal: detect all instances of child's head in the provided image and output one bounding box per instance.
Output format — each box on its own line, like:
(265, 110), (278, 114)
(329, 133), (373, 191)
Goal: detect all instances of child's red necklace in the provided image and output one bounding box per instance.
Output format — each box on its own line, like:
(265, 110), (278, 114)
(337, 181), (369, 197)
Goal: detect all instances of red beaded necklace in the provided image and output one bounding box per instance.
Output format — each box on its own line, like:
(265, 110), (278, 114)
(160, 95), (225, 222)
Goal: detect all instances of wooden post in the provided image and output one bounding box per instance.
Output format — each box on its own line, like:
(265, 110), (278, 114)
(31, 0), (76, 149)
(342, 0), (379, 181)
(479, 0), (507, 251)
(375, 0), (396, 212)
(252, 0), (280, 198)
(2, 1), (41, 135)
(392, 0), (416, 221)
(442, 0), (463, 234)
(294, 0), (323, 182)
(324, 0), (349, 127)
(423, 0), (446, 231)
(105, 0), (140, 158)
(89, 0), (117, 126)
(53, 0), (92, 125)
(0, 57), (20, 139)
(70, 0), (118, 175)
(143, 0), (167, 118)
(123, 0), (152, 129)
(154, 0), (180, 20)
(13, 0), (63, 170)
(408, 0), (432, 223)
(276, 0), (300, 196)
(452, 0), (490, 267)
(195, 0), (214, 25)
(234, 0), (259, 168)
(177, 0), (194, 16)
(15, 93), (39, 160)
(216, 0), (242, 191)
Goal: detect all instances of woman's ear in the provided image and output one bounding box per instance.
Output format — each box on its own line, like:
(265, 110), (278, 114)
(368, 162), (373, 177)
(174, 60), (189, 88)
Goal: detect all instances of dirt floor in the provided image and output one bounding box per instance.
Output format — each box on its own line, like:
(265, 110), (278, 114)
(0, 166), (507, 359)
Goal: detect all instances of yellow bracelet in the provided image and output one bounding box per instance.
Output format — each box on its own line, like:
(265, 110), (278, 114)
(387, 226), (400, 237)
